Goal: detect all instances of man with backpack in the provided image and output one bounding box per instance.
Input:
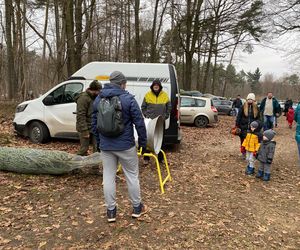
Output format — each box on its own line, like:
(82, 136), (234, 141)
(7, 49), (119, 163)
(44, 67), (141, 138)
(92, 71), (147, 223)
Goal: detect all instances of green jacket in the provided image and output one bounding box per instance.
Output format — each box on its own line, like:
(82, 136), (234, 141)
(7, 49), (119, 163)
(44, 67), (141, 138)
(75, 91), (94, 133)
(294, 103), (300, 142)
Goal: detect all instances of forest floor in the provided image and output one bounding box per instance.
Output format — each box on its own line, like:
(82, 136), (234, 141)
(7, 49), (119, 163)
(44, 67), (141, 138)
(0, 102), (300, 249)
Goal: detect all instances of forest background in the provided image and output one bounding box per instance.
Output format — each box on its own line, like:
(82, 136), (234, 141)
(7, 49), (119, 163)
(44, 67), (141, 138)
(1, 0), (300, 101)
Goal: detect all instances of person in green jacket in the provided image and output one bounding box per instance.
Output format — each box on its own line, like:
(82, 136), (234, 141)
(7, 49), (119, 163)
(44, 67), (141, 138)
(294, 102), (300, 167)
(76, 80), (102, 156)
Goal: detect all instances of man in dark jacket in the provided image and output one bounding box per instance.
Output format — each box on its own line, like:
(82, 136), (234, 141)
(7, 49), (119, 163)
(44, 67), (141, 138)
(92, 71), (147, 223)
(141, 79), (171, 164)
(76, 80), (102, 156)
(259, 92), (281, 130)
(232, 94), (243, 116)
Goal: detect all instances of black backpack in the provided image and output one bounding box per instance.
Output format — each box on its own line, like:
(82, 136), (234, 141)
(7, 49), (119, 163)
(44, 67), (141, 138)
(97, 96), (124, 137)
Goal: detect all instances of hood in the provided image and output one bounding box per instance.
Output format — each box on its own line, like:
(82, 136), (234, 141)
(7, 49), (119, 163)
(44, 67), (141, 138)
(150, 79), (163, 93)
(100, 83), (126, 98)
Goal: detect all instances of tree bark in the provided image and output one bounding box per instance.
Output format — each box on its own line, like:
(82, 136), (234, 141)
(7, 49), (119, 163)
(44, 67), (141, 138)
(134, 0), (141, 62)
(5, 0), (17, 100)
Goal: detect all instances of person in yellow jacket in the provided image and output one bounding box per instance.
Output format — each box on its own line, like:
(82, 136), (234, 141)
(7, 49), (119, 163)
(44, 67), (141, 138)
(141, 79), (171, 164)
(242, 121), (261, 175)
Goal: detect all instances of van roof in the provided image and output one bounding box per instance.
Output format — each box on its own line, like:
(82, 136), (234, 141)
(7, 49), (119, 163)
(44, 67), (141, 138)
(71, 62), (173, 83)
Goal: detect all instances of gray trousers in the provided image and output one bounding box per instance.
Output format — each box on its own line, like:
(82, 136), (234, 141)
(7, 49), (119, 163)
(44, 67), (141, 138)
(258, 162), (271, 174)
(101, 146), (141, 210)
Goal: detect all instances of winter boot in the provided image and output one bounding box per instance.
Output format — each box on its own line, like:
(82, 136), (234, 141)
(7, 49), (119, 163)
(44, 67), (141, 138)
(256, 169), (264, 178)
(245, 165), (255, 175)
(263, 173), (271, 181)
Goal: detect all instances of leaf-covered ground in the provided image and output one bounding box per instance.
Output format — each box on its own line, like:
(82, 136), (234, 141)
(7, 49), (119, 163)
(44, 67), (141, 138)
(0, 103), (300, 249)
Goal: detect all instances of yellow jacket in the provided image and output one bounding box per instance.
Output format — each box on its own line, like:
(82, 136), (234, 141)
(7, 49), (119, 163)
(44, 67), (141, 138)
(242, 132), (260, 152)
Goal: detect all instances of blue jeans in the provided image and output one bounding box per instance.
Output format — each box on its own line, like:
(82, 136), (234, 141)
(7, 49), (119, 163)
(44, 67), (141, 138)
(297, 142), (300, 168)
(264, 115), (274, 130)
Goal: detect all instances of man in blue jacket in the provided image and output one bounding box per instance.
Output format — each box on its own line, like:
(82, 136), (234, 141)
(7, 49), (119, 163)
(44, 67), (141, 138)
(92, 71), (147, 223)
(259, 92), (281, 130)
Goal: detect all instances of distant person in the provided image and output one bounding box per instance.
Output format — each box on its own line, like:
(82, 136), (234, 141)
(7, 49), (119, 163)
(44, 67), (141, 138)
(294, 102), (300, 167)
(75, 80), (102, 156)
(92, 71), (148, 223)
(232, 94), (243, 116)
(284, 98), (293, 115)
(256, 129), (276, 181)
(141, 79), (171, 164)
(236, 93), (261, 158)
(242, 121), (261, 175)
(259, 92), (281, 130)
(286, 106), (295, 129)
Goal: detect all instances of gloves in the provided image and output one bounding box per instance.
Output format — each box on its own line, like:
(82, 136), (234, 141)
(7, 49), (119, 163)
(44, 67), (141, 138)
(240, 146), (246, 154)
(253, 151), (257, 158)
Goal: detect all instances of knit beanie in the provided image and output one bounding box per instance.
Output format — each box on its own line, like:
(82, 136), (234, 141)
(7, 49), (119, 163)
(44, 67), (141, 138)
(250, 121), (259, 129)
(89, 80), (102, 90)
(263, 129), (276, 141)
(246, 93), (256, 101)
(109, 71), (127, 85)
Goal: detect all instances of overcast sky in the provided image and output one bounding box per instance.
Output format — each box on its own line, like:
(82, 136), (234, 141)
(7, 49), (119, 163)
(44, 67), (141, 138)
(234, 34), (298, 78)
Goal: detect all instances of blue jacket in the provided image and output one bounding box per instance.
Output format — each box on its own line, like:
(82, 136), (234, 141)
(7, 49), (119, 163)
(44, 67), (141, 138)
(92, 83), (147, 151)
(294, 103), (300, 143)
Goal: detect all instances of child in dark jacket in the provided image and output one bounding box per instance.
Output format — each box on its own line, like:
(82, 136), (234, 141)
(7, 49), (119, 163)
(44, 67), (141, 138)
(256, 129), (276, 181)
(286, 106), (295, 129)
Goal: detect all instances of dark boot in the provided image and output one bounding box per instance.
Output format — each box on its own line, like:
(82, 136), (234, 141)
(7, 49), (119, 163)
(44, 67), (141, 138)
(263, 173), (271, 181)
(245, 165), (255, 175)
(256, 169), (264, 178)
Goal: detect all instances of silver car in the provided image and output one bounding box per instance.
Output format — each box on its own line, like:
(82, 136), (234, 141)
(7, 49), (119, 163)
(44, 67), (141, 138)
(180, 96), (218, 127)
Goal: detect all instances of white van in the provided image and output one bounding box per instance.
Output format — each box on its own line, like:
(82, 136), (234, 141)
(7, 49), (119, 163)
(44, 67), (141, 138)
(13, 62), (181, 145)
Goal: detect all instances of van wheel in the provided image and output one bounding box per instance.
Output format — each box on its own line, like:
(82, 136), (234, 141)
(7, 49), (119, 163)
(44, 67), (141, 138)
(194, 116), (208, 128)
(29, 121), (50, 143)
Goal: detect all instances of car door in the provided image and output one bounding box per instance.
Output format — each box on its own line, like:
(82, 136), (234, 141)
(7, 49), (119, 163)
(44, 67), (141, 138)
(180, 97), (197, 123)
(43, 82), (84, 138)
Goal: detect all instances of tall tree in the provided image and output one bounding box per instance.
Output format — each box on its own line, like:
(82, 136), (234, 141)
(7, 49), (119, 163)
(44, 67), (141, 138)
(5, 0), (17, 99)
(134, 0), (141, 62)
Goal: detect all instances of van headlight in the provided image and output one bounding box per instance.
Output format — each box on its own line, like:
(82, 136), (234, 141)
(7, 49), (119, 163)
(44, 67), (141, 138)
(16, 104), (28, 113)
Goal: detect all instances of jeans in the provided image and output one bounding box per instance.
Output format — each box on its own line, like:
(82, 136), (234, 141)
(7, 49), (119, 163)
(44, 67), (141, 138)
(264, 115), (275, 130)
(297, 142), (300, 168)
(101, 146), (141, 210)
(246, 151), (255, 169)
(235, 108), (239, 117)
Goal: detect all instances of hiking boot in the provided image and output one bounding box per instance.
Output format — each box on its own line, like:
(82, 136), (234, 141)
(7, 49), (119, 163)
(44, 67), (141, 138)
(132, 203), (148, 218)
(245, 165), (254, 175)
(263, 173), (271, 181)
(107, 207), (117, 223)
(256, 169), (264, 178)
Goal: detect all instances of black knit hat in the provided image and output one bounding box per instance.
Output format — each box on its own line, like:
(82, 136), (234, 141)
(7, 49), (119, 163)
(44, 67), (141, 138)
(89, 80), (102, 90)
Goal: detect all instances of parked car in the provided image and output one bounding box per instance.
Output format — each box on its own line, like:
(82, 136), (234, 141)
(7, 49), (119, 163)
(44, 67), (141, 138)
(180, 90), (203, 97)
(180, 96), (218, 127)
(212, 99), (235, 116)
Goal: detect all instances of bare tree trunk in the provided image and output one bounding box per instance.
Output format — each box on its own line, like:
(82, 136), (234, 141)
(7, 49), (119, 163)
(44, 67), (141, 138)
(5, 0), (17, 100)
(134, 0), (141, 62)
(42, 0), (49, 94)
(75, 0), (83, 70)
(54, 0), (64, 82)
(64, 0), (76, 76)
(150, 0), (159, 62)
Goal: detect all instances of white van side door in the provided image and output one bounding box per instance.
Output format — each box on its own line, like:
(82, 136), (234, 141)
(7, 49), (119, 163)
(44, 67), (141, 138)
(43, 82), (84, 137)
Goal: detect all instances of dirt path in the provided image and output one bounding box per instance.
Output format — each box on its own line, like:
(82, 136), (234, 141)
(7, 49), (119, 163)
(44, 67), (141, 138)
(0, 109), (299, 249)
